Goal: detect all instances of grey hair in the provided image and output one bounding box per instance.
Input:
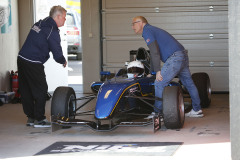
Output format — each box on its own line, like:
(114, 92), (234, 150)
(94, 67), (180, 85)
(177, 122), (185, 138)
(49, 5), (67, 18)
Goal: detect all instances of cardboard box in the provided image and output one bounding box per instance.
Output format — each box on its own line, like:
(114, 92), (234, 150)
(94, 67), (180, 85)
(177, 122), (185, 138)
(0, 92), (15, 103)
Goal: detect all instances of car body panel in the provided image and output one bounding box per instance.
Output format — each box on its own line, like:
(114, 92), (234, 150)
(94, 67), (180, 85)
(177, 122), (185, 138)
(94, 76), (155, 119)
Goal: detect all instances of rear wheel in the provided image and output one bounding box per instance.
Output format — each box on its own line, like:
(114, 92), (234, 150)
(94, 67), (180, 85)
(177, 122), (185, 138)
(163, 86), (185, 129)
(51, 87), (76, 119)
(192, 72), (211, 108)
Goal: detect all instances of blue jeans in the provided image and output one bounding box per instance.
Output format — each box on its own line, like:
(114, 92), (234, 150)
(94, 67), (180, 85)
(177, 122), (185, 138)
(154, 50), (201, 112)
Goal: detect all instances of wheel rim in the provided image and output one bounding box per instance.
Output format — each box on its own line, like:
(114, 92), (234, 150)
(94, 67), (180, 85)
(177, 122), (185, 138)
(68, 94), (76, 119)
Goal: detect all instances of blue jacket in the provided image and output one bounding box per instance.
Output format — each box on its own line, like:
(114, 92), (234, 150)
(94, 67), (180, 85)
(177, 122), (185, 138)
(142, 24), (184, 72)
(18, 17), (66, 64)
(142, 24), (184, 62)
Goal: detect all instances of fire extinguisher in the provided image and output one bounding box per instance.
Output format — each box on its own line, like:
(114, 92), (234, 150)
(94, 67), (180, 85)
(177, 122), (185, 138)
(10, 71), (20, 98)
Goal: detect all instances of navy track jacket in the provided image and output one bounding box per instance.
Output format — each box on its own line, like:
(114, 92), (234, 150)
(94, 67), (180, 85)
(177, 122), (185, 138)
(18, 17), (66, 64)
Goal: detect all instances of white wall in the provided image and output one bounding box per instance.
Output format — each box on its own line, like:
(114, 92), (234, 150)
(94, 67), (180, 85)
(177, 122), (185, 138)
(0, 0), (19, 91)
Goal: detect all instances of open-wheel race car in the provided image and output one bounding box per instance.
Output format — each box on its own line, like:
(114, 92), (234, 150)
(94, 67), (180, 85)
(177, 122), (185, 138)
(51, 48), (211, 133)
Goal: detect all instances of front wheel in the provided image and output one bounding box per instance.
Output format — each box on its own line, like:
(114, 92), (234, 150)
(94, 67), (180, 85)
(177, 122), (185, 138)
(51, 87), (76, 119)
(163, 86), (185, 129)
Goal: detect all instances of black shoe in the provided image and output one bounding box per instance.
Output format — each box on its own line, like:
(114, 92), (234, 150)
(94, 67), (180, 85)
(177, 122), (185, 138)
(26, 117), (35, 126)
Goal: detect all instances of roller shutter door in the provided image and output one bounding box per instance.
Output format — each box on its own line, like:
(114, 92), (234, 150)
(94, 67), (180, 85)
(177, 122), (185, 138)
(101, 0), (228, 91)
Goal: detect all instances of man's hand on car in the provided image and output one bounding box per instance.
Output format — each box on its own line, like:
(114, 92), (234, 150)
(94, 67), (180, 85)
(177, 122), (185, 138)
(156, 71), (163, 81)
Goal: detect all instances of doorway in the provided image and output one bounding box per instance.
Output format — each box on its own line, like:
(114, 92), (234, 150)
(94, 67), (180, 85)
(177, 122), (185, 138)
(34, 0), (83, 93)
(65, 0), (83, 93)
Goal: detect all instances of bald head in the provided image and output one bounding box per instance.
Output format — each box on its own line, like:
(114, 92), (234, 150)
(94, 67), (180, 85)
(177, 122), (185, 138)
(132, 16), (148, 24)
(132, 16), (148, 34)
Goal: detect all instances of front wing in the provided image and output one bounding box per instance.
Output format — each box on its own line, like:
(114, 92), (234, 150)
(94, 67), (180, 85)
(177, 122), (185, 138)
(51, 114), (161, 133)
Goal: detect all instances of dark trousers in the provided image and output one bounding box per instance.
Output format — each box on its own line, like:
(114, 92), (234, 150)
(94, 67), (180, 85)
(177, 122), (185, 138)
(17, 57), (48, 121)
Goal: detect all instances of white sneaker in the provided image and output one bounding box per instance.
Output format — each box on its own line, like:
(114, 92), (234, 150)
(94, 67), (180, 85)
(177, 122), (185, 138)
(146, 112), (156, 119)
(185, 109), (204, 118)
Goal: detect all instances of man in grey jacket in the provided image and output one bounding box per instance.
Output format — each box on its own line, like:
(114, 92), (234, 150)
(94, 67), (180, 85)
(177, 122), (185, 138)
(17, 6), (67, 127)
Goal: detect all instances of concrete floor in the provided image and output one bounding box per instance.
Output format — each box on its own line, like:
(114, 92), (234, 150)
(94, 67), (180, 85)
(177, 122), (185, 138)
(0, 93), (231, 160)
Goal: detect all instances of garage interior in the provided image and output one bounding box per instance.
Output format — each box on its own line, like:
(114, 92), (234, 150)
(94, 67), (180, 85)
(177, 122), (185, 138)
(0, 0), (239, 159)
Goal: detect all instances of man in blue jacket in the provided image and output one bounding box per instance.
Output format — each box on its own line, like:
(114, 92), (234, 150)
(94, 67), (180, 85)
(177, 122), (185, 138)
(132, 16), (203, 118)
(17, 6), (67, 127)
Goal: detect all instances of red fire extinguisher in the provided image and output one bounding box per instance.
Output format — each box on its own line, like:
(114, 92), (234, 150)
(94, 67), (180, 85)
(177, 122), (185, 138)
(11, 71), (20, 98)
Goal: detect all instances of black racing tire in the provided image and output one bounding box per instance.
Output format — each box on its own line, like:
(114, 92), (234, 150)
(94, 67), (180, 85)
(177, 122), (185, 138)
(192, 72), (211, 108)
(51, 87), (76, 119)
(163, 86), (185, 129)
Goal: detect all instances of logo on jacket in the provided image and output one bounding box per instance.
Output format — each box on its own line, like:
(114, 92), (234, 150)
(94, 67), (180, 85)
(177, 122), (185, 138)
(146, 38), (150, 43)
(31, 25), (41, 33)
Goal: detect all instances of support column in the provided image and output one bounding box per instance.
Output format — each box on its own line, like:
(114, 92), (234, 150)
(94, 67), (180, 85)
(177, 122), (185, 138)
(229, 0), (240, 159)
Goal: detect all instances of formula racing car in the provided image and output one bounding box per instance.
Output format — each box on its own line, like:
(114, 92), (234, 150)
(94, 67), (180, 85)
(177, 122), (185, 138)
(51, 48), (211, 133)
